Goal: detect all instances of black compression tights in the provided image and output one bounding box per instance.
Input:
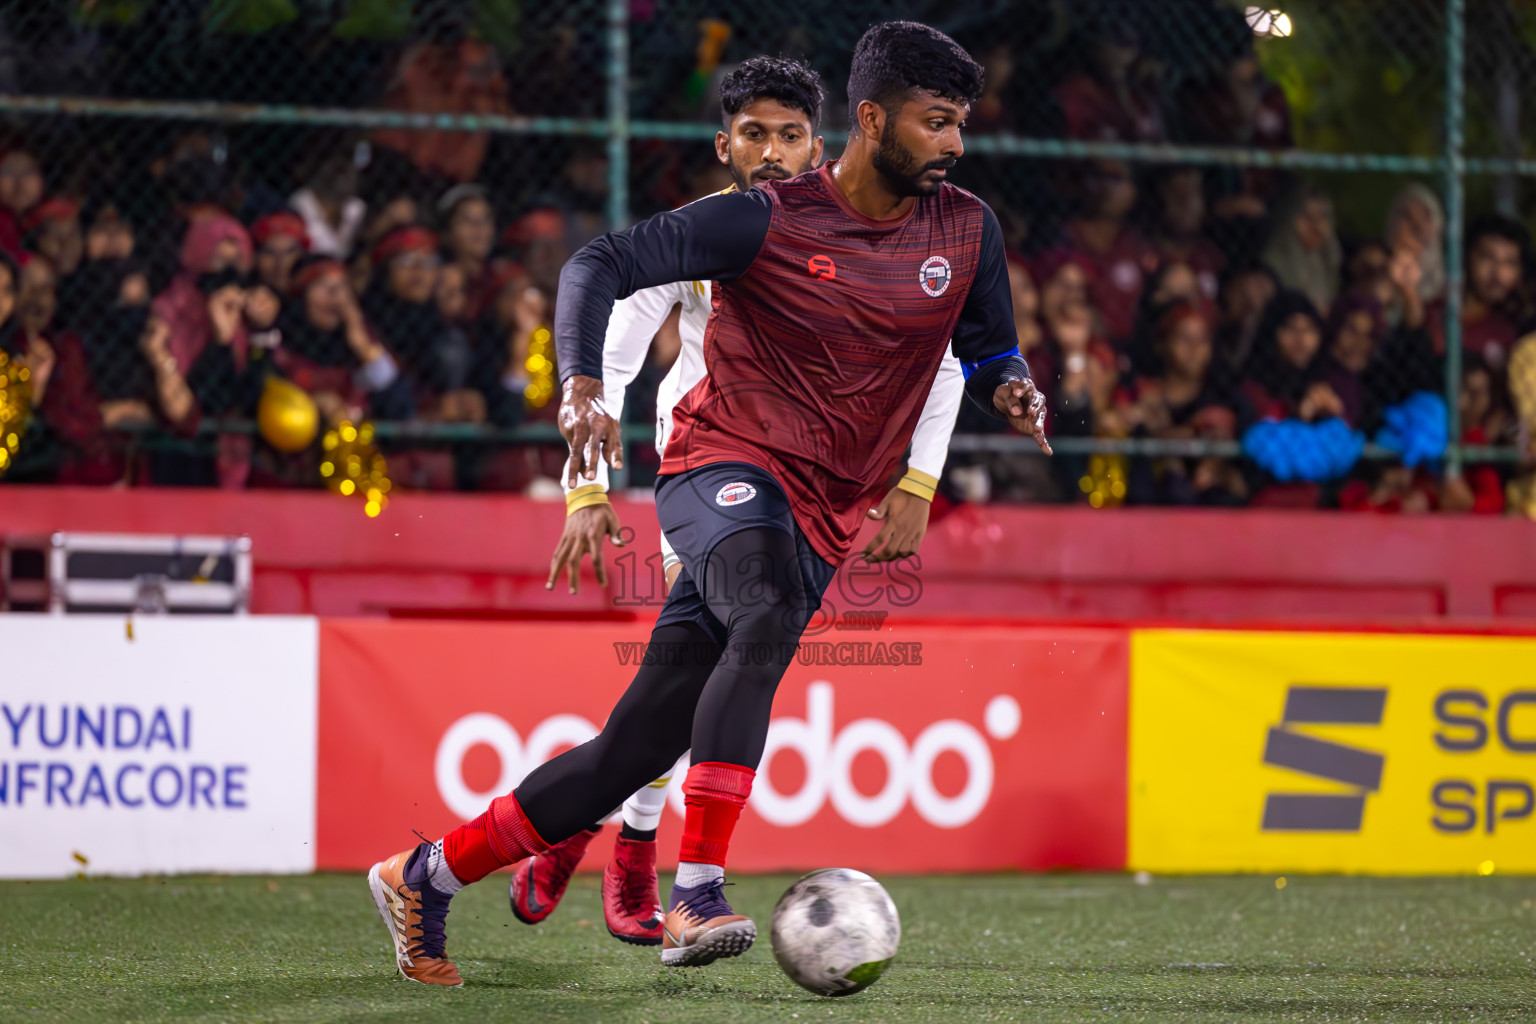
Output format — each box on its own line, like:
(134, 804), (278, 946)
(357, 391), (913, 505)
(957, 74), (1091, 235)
(516, 528), (815, 842)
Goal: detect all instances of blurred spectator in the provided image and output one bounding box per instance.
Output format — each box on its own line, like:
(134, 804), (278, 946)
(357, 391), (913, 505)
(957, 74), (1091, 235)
(251, 211), (309, 296)
(1262, 185), (1342, 317)
(269, 255), (413, 427)
(957, 252), (1106, 504)
(1240, 290), (1328, 423)
(1338, 462), (1439, 514)
(1146, 167), (1223, 302)
(64, 202), (156, 438)
(503, 206), (570, 299)
(1177, 6), (1291, 259)
(0, 251), (21, 351)
(66, 202), (141, 331)
(73, 254), (155, 432)
(969, 42), (1018, 135)
(1428, 214), (1529, 371)
(437, 184), (497, 319)
(29, 196), (88, 329)
(25, 197), (82, 279)
(1440, 352), (1510, 514)
(150, 214), (253, 379)
(431, 261), (484, 424)
(1128, 259), (1207, 378)
(1384, 184), (1446, 305)
(1054, 15), (1163, 144)
(472, 259), (566, 491)
(1213, 261), (1279, 382)
(140, 217), (264, 487)
(0, 148), (44, 257)
(1320, 293), (1385, 432)
(371, 7), (512, 185)
(1318, 291), (1435, 436)
(1057, 159), (1157, 346)
(14, 252), (120, 483)
(1032, 251), (1117, 428)
(1110, 301), (1245, 505)
(1238, 290), (1332, 508)
(290, 150), (366, 260)
(556, 141), (612, 246)
(185, 254), (412, 488)
(1010, 252), (1044, 360)
(1346, 241), (1394, 315)
(1506, 332), (1536, 516)
(473, 259), (546, 430)
(362, 225), (478, 427)
(1032, 251), (1105, 350)
(1178, 8), (1292, 156)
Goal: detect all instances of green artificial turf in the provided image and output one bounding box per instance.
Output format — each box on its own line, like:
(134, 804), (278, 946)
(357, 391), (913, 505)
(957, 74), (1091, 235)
(5, 872), (1534, 1023)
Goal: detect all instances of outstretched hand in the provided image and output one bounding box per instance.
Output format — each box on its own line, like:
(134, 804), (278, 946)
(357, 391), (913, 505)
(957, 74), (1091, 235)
(994, 378), (1052, 455)
(558, 374), (624, 489)
(863, 486), (930, 564)
(547, 502), (627, 593)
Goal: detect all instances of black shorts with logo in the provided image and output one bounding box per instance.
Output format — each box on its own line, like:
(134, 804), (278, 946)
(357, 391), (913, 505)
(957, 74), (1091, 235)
(652, 461), (838, 648)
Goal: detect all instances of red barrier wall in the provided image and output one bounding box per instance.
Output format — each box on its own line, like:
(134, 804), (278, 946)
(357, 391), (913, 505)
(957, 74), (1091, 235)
(3, 485), (1535, 622)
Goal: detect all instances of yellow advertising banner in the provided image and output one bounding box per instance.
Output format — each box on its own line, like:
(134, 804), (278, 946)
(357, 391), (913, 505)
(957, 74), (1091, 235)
(1130, 630), (1536, 874)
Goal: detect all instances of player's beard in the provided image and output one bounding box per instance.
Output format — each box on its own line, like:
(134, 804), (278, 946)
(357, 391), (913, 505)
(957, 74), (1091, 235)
(873, 130), (956, 197)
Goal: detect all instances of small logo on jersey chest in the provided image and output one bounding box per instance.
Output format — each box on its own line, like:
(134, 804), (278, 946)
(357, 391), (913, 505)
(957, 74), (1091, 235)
(919, 255), (952, 297)
(808, 255), (837, 281)
(716, 482), (758, 507)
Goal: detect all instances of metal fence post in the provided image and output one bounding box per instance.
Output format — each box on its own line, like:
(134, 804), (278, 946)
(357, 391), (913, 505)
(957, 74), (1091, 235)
(1443, 0), (1466, 479)
(606, 0), (630, 233)
(606, 0), (631, 490)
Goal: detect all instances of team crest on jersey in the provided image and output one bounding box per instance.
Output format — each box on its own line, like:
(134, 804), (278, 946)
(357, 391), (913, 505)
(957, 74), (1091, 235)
(716, 482), (758, 507)
(919, 255), (952, 297)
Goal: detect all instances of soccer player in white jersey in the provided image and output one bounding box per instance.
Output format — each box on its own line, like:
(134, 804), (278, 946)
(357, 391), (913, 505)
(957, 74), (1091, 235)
(508, 55), (965, 946)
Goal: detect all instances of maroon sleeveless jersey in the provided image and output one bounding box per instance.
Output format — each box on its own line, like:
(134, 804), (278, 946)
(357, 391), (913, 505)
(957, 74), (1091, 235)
(660, 163), (988, 563)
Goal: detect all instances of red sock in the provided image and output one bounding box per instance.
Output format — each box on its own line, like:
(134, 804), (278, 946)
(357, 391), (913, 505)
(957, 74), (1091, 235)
(678, 762), (756, 867)
(441, 792), (550, 885)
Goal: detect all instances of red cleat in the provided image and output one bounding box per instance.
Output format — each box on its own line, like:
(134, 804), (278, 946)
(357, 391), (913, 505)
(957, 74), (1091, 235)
(508, 827), (598, 925)
(603, 836), (665, 946)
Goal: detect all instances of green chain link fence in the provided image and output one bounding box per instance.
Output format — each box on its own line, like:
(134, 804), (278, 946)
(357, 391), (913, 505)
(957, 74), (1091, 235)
(0, 0), (1532, 511)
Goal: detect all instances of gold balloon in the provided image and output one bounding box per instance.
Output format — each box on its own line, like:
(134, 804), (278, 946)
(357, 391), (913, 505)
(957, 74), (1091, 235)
(257, 376), (320, 453)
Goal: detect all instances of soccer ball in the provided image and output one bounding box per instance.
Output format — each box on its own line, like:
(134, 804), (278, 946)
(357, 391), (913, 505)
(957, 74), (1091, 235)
(769, 868), (901, 997)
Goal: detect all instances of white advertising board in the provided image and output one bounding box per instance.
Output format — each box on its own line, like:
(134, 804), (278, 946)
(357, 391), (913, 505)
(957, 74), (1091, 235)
(0, 616), (318, 877)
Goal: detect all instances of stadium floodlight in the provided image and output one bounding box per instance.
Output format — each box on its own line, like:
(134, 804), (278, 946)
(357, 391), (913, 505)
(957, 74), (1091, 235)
(1245, 6), (1293, 38)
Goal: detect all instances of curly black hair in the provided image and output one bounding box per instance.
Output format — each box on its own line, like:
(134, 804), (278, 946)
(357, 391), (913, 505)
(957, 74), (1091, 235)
(719, 56), (825, 130)
(846, 21), (983, 128)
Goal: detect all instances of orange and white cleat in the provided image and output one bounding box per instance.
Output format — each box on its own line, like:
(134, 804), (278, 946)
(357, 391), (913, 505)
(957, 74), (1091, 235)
(660, 878), (756, 967)
(367, 843), (463, 987)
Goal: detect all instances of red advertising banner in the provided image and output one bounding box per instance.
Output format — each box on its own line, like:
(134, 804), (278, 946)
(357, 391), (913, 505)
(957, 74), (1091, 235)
(317, 620), (1128, 874)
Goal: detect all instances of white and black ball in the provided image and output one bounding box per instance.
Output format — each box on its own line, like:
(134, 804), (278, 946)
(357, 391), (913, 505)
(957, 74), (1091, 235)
(769, 868), (900, 997)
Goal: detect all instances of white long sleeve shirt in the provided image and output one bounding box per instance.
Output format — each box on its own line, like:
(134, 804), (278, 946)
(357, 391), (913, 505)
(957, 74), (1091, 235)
(564, 276), (966, 494)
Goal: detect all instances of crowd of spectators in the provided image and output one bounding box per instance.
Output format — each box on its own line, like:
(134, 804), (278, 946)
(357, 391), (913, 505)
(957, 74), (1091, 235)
(0, 1), (1533, 515)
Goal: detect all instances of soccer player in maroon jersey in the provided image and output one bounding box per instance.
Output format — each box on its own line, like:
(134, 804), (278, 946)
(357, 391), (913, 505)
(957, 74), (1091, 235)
(367, 21), (1049, 986)
(511, 56), (841, 947)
